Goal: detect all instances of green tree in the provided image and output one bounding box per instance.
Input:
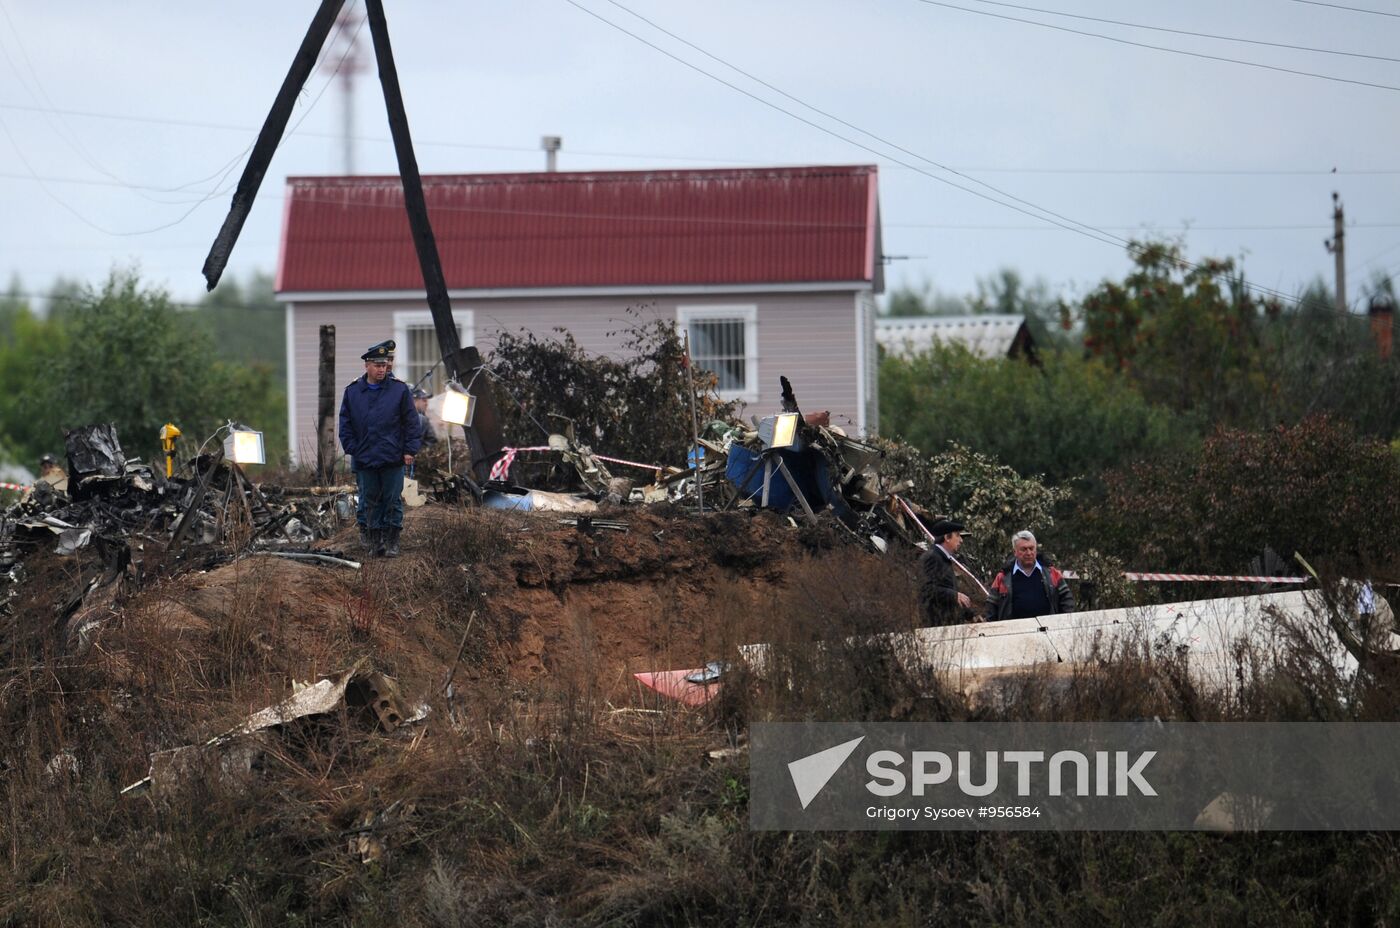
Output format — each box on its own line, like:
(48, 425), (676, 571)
(881, 280), (968, 317)
(198, 270), (286, 384)
(0, 272), (286, 467)
(879, 342), (1184, 485)
(1068, 240), (1270, 425)
(969, 267), (1070, 349)
(0, 303), (66, 465)
(44, 275), (86, 324)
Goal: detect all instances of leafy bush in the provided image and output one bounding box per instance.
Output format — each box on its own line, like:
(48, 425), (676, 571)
(1078, 416), (1400, 573)
(877, 439), (1072, 575)
(1258, 295), (1400, 443)
(487, 310), (735, 466)
(880, 343), (1184, 484)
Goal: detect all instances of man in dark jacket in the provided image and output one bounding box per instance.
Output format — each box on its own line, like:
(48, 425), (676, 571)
(339, 339), (422, 557)
(984, 530), (1074, 621)
(412, 388), (438, 446)
(918, 519), (976, 626)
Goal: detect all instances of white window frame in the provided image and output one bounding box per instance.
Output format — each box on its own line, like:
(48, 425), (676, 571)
(676, 304), (759, 403)
(393, 308), (475, 390)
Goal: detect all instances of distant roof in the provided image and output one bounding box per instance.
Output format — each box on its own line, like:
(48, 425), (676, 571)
(276, 165), (881, 293)
(876, 314), (1031, 360)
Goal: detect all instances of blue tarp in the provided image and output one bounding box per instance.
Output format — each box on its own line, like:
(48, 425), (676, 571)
(725, 445), (830, 513)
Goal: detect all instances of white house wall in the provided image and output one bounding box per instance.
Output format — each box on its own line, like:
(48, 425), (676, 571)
(285, 291), (865, 464)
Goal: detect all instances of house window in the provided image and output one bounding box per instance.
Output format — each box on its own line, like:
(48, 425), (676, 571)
(393, 310), (474, 395)
(677, 305), (758, 401)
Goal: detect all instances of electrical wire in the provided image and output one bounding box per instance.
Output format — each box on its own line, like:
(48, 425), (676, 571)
(568, 0), (1121, 248)
(595, 0), (1130, 251)
(1, 100), (1395, 178)
(567, 0), (1303, 305)
(0, 5), (366, 238)
(959, 0), (1400, 63)
(914, 0), (1400, 94)
(1288, 0), (1400, 18)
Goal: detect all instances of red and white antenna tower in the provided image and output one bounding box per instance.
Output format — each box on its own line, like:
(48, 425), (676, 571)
(320, 7), (367, 175)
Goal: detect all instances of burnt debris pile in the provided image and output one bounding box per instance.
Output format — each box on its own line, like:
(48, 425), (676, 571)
(0, 424), (352, 619)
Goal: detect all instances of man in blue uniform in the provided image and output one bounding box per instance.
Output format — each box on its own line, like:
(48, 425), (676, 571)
(339, 339), (422, 557)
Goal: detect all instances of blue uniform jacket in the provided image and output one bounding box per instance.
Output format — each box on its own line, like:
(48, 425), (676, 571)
(338, 374), (423, 471)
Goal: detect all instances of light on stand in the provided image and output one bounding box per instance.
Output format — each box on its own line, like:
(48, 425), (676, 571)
(224, 426), (266, 465)
(440, 383), (476, 427)
(759, 413), (800, 450)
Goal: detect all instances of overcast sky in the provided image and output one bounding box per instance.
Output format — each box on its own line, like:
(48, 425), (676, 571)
(1, 0), (1396, 312)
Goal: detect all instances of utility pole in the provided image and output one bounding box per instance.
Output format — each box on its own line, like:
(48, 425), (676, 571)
(202, 0), (346, 291)
(316, 325), (337, 484)
(321, 8), (366, 175)
(1325, 192), (1346, 313)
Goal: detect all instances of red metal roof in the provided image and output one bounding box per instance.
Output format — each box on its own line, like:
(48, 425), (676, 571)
(275, 165), (879, 293)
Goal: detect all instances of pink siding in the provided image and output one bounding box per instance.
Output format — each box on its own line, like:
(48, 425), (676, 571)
(287, 291), (869, 464)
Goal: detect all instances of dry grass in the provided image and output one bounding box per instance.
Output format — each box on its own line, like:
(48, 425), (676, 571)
(3, 511), (1400, 926)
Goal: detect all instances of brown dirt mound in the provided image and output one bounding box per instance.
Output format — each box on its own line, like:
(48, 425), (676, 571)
(102, 504), (917, 715)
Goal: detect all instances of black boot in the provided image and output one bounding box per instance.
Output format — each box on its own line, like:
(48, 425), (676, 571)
(373, 528), (386, 558)
(358, 526), (373, 552)
(384, 527), (401, 558)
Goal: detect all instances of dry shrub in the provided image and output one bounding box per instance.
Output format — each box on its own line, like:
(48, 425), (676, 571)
(8, 503), (1400, 926)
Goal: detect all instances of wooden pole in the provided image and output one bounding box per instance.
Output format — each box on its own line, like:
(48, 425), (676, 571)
(317, 324), (337, 484)
(362, 0), (503, 480)
(201, 0), (346, 290)
(682, 332), (704, 512)
(1333, 193), (1347, 314)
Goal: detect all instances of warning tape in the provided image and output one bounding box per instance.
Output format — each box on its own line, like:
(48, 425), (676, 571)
(593, 453), (663, 477)
(489, 447), (665, 483)
(488, 446), (551, 481)
(0, 482), (29, 492)
(1060, 570), (1309, 584)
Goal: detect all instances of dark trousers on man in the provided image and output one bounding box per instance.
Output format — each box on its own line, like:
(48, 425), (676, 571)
(355, 464), (405, 530)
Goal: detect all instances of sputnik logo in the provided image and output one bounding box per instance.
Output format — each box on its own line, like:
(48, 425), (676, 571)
(788, 736), (865, 809)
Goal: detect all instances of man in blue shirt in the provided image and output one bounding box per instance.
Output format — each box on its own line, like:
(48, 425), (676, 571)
(338, 339), (422, 557)
(985, 530), (1075, 621)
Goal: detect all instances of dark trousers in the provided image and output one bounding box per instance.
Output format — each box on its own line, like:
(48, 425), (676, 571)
(355, 464), (405, 530)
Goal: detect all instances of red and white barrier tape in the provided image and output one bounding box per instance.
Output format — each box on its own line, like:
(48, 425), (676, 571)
(593, 453), (663, 477)
(489, 447), (664, 482)
(0, 482), (28, 492)
(1062, 570), (1309, 584)
(488, 446), (552, 481)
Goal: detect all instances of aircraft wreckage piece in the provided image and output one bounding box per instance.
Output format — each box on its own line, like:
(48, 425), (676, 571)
(737, 589), (1399, 696)
(121, 664), (427, 796)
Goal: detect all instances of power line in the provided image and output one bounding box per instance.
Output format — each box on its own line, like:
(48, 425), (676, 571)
(2, 100), (1397, 178)
(915, 0), (1400, 94)
(1288, 0), (1400, 18)
(2, 286), (275, 314)
(891, 221), (1400, 231)
(961, 0), (1400, 63)
(596, 0), (1140, 250)
(570, 0), (1123, 248)
(0, 9), (367, 239)
(566, 0), (1302, 305)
